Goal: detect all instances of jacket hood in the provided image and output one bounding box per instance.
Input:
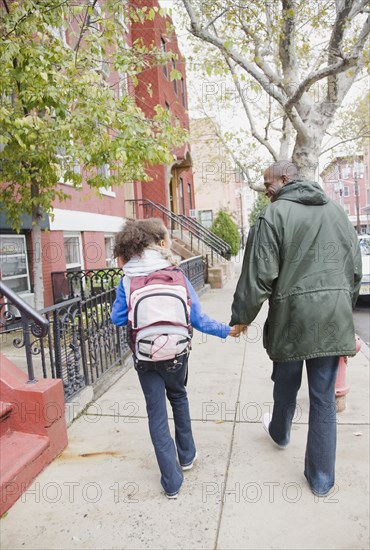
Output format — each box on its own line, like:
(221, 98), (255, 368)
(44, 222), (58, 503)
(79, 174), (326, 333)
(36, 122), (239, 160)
(275, 179), (328, 206)
(123, 248), (172, 278)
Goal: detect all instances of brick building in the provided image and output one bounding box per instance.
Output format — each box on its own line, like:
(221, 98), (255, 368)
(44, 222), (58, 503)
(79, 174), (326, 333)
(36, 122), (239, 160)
(190, 118), (255, 245)
(129, 1), (194, 220)
(321, 152), (370, 234)
(0, 0), (194, 307)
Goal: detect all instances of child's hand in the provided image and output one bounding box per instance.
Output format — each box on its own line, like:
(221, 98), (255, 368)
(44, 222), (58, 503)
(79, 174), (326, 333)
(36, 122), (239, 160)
(229, 324), (248, 337)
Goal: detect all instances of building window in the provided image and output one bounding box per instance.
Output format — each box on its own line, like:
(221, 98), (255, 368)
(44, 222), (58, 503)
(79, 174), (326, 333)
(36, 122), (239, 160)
(188, 183), (193, 210)
(172, 60), (177, 95)
(343, 186), (349, 197)
(98, 164), (116, 196)
(179, 177), (185, 214)
(341, 165), (350, 179)
(199, 210), (213, 229)
(56, 144), (81, 186)
(50, 24), (67, 45)
(0, 234), (31, 294)
(118, 72), (128, 98)
(181, 78), (186, 108)
(64, 233), (83, 271)
(161, 38), (168, 78)
(105, 235), (117, 267)
(165, 101), (170, 111)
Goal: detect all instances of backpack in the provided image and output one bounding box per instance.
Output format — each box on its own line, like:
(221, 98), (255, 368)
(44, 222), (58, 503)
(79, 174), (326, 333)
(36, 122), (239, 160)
(126, 266), (193, 362)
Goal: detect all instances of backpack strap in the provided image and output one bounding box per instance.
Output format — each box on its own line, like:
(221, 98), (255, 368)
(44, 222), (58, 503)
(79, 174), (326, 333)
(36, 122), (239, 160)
(123, 275), (131, 302)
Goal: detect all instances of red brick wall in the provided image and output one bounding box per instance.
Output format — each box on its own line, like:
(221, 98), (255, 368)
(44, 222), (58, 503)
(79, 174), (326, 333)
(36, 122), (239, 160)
(82, 232), (106, 270)
(53, 185), (127, 218)
(41, 231), (66, 307)
(131, 0), (194, 216)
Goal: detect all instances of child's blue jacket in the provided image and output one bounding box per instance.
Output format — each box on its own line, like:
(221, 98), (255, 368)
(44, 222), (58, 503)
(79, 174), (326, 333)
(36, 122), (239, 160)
(111, 275), (230, 339)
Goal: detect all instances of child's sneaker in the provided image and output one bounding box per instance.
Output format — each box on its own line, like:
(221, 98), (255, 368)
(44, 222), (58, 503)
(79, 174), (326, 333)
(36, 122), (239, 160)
(181, 452), (198, 471)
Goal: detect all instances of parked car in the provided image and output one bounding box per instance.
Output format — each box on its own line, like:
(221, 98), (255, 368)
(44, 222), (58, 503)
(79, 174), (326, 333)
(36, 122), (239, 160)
(358, 236), (370, 298)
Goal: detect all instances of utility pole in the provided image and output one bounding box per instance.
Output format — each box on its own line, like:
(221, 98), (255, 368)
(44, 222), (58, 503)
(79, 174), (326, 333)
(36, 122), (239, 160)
(354, 171), (361, 234)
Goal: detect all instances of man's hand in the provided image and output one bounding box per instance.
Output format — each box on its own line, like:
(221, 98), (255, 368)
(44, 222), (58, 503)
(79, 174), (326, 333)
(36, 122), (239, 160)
(229, 324), (248, 337)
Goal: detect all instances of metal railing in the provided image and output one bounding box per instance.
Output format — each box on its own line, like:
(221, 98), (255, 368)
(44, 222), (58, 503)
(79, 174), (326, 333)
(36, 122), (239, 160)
(126, 199), (231, 263)
(1, 258), (206, 400)
(51, 257), (205, 303)
(178, 215), (231, 260)
(1, 281), (129, 401)
(37, 290), (129, 400)
(52, 268), (123, 304)
(0, 282), (49, 383)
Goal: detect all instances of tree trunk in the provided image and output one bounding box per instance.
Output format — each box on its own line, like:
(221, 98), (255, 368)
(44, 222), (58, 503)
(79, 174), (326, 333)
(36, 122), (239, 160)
(31, 179), (44, 310)
(292, 125), (326, 182)
(31, 216), (44, 310)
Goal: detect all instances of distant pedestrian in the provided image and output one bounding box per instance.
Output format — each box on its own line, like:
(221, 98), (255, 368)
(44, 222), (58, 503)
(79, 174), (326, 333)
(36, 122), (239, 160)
(230, 161), (362, 497)
(111, 218), (238, 499)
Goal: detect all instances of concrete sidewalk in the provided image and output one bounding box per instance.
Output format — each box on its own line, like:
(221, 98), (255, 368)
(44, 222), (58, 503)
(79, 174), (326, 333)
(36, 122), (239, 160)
(1, 266), (369, 550)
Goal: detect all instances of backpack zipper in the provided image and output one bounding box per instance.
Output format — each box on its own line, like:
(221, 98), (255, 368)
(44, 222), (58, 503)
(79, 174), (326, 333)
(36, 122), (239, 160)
(133, 292), (189, 327)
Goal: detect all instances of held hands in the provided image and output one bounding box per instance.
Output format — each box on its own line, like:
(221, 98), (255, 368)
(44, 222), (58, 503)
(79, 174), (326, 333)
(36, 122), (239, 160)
(229, 324), (248, 338)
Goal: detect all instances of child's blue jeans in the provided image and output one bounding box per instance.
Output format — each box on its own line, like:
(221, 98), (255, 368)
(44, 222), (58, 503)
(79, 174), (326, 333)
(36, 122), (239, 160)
(135, 353), (196, 496)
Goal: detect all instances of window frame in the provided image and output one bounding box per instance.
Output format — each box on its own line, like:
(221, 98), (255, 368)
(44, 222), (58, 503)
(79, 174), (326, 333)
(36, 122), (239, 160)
(64, 232), (84, 271)
(0, 234), (31, 294)
(172, 59), (178, 95)
(104, 234), (117, 267)
(161, 38), (168, 78)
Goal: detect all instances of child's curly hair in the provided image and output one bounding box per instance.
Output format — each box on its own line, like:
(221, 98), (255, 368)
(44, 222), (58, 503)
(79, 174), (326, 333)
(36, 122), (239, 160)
(113, 218), (167, 263)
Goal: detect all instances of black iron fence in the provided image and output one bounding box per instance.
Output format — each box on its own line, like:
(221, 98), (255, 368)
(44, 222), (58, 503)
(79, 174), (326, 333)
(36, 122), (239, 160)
(1, 257), (205, 402)
(1, 283), (128, 401)
(52, 268), (123, 304)
(0, 282), (49, 383)
(51, 257), (205, 303)
(38, 290), (129, 400)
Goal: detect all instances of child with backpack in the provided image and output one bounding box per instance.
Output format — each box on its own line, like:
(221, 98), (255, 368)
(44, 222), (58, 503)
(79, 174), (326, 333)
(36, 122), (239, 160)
(111, 218), (237, 499)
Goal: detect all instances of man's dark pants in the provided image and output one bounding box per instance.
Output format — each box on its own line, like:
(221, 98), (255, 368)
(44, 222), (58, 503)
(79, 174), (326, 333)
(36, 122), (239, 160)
(269, 356), (339, 496)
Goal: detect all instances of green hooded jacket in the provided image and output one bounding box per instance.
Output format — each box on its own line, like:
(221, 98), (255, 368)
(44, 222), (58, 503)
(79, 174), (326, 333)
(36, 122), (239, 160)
(230, 179), (362, 362)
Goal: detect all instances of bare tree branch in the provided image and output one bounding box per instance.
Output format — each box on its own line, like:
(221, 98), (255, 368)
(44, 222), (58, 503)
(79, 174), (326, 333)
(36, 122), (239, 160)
(279, 0), (298, 86)
(2, 0), (10, 14)
(74, 0), (99, 56)
(181, 0), (309, 138)
(320, 134), (370, 156)
(204, 8), (228, 30)
(349, 0), (369, 18)
(182, 0), (286, 103)
(322, 13), (370, 116)
(196, 112), (264, 192)
(284, 55), (359, 112)
(240, 22), (282, 87)
(225, 58), (278, 160)
(327, 0), (355, 103)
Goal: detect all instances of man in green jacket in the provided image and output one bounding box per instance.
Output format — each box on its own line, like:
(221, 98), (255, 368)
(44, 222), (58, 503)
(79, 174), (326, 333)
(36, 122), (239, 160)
(230, 160), (362, 497)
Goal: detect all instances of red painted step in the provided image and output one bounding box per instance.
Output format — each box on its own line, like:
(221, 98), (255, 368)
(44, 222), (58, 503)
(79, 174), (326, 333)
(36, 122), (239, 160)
(0, 402), (14, 438)
(0, 431), (50, 513)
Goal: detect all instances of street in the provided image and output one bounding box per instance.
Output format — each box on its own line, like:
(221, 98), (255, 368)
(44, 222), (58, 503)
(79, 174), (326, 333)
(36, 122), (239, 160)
(354, 298), (370, 347)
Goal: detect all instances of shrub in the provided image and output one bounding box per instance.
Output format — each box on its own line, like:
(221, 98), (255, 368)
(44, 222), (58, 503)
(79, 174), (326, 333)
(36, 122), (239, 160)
(210, 210), (240, 256)
(248, 192), (269, 226)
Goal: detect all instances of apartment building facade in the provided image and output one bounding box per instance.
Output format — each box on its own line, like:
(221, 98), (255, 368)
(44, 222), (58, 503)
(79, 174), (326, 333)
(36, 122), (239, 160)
(322, 151), (370, 234)
(0, 0), (194, 307)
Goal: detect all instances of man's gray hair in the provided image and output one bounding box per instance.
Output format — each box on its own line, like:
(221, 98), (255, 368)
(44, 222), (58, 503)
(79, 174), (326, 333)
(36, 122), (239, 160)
(267, 161), (298, 182)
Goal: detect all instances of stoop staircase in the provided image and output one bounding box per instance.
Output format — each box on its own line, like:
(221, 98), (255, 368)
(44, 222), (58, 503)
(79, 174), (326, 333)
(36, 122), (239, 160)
(126, 199), (232, 288)
(0, 284), (68, 516)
